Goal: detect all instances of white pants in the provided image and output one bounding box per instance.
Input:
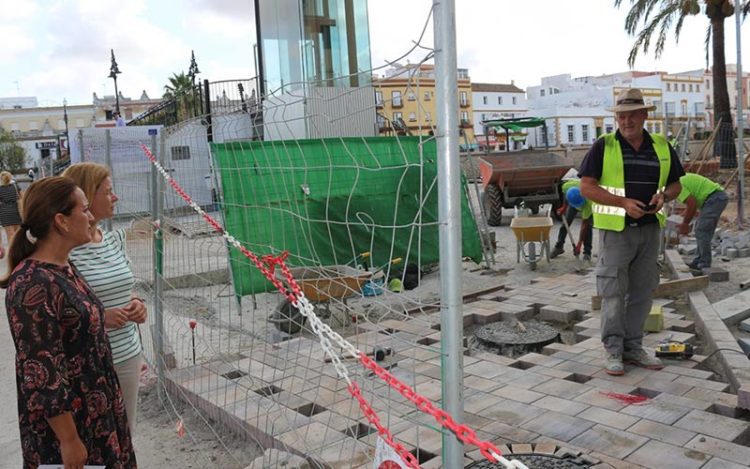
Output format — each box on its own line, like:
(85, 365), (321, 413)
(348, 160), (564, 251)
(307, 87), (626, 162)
(114, 353), (143, 438)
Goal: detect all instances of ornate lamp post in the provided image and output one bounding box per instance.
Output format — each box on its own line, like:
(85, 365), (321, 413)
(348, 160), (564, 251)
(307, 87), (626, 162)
(188, 50), (200, 86)
(108, 49), (122, 114)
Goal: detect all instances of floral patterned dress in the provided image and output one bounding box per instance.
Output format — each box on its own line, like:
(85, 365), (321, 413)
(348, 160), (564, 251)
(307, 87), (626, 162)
(4, 259), (136, 469)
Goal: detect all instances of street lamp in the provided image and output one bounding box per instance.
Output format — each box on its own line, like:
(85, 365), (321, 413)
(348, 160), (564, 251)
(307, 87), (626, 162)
(63, 98), (69, 156)
(108, 49), (122, 114)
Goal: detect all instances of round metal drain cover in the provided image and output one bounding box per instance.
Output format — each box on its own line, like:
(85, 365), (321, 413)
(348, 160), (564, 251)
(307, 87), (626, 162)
(474, 320), (559, 346)
(466, 453), (591, 469)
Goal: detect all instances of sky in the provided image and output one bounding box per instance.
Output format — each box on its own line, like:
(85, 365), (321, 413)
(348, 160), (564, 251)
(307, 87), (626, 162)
(1, 0), (749, 107)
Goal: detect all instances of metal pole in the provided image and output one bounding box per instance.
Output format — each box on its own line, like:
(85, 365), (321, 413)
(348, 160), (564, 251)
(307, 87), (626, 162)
(104, 129), (113, 231)
(150, 132), (165, 401)
(736, 5), (745, 228)
(433, 0), (464, 465)
(78, 129), (84, 162)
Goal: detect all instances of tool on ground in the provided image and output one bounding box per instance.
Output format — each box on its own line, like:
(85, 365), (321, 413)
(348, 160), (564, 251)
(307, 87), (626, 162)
(654, 339), (694, 359)
(325, 346), (393, 363)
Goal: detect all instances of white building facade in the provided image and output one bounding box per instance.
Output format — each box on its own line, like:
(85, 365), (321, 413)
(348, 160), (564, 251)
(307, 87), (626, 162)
(471, 82), (527, 137)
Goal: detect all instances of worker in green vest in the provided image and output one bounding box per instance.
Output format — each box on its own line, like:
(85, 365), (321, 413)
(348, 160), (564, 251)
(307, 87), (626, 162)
(550, 180), (593, 261)
(677, 173), (728, 271)
(579, 88), (685, 376)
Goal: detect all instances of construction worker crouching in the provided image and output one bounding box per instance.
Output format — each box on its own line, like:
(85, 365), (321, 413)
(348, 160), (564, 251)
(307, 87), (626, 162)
(579, 88), (685, 376)
(550, 181), (593, 261)
(677, 173), (728, 271)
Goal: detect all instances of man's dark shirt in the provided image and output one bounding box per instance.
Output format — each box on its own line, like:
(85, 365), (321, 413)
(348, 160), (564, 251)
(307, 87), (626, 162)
(578, 130), (685, 225)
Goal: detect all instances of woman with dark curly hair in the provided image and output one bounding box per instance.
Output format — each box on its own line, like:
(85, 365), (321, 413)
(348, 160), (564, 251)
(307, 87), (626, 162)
(1, 176), (136, 469)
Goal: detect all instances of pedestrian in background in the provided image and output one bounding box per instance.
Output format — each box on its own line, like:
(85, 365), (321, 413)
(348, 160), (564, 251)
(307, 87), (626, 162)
(0, 176), (136, 468)
(677, 172), (728, 270)
(63, 162), (147, 438)
(0, 171), (23, 260)
(550, 179), (593, 261)
(579, 88), (684, 376)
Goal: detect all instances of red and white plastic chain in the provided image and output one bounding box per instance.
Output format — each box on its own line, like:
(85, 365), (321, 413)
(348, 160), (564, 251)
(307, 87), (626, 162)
(140, 144), (525, 469)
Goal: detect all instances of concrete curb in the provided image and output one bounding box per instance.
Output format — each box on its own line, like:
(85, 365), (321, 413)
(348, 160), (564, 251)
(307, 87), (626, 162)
(664, 250), (750, 409)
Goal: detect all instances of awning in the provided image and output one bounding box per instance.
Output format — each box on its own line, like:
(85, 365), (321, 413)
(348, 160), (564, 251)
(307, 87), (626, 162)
(481, 117), (546, 132)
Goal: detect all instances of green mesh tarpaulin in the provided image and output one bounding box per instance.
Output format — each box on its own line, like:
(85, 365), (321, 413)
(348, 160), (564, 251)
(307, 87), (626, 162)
(211, 136), (483, 296)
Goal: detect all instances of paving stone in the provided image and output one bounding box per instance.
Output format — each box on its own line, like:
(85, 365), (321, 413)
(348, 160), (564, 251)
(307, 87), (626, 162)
(587, 451), (648, 469)
(740, 318), (750, 333)
(569, 424), (649, 460)
(684, 434), (750, 466)
(700, 457), (750, 469)
(585, 378), (639, 396)
(577, 406), (640, 430)
(626, 418), (696, 446)
(534, 395), (589, 416)
(515, 352), (564, 368)
(481, 399), (546, 427)
(573, 388), (627, 412)
(673, 375), (730, 392)
(520, 411), (594, 442)
(507, 372), (551, 389)
(625, 439), (708, 469)
(539, 305), (579, 322)
(714, 289), (750, 324)
(554, 360), (601, 377)
(464, 375), (504, 392)
(491, 385), (545, 404)
(673, 409), (750, 442)
(620, 398), (691, 425)
(652, 392), (712, 411)
(533, 442), (557, 454)
(476, 419), (540, 444)
(661, 365), (714, 380)
(533, 378), (592, 400)
(636, 377), (694, 396)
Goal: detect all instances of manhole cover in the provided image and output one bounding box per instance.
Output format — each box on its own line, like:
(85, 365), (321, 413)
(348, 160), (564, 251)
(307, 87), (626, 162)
(466, 453), (591, 469)
(473, 320), (560, 356)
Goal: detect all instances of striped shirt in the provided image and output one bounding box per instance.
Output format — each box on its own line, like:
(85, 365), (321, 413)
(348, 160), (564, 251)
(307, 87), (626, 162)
(69, 229), (142, 364)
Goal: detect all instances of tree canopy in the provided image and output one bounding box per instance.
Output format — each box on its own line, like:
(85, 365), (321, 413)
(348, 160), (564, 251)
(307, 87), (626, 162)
(0, 131), (28, 172)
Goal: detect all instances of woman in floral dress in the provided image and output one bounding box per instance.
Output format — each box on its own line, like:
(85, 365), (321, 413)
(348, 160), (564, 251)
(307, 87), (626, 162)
(0, 177), (136, 469)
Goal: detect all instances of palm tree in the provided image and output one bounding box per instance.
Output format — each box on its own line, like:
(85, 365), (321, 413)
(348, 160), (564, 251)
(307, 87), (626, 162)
(614, 0), (749, 168)
(163, 72), (198, 120)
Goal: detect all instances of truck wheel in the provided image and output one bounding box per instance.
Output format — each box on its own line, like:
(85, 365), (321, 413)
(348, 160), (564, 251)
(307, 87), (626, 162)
(483, 185), (504, 226)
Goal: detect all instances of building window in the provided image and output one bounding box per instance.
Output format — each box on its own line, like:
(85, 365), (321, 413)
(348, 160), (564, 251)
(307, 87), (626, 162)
(567, 125), (575, 143)
(540, 89), (545, 97)
(481, 113), (486, 122)
(581, 124), (589, 142)
(540, 126), (548, 146)
(375, 91), (383, 107)
(460, 111), (469, 125)
(407, 92), (416, 101)
(706, 79), (711, 89)
(425, 112), (431, 122)
(424, 91), (431, 101)
(512, 97), (517, 104)
(498, 96), (503, 105)
(689, 84), (693, 92)
(482, 96), (488, 105)
(696, 85), (700, 93)
(667, 83), (671, 92)
(28, 121), (38, 131)
(460, 91), (468, 106)
(171, 146), (191, 160)
(408, 112), (417, 121)
(681, 83), (686, 92)
(377, 114), (387, 129)
(392, 91), (402, 107)
(393, 112), (402, 122)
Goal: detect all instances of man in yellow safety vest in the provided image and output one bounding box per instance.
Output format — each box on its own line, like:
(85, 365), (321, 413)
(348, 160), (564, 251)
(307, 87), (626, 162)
(579, 88), (685, 376)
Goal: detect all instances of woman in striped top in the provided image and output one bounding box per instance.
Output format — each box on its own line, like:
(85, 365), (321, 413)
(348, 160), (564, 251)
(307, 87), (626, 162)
(63, 163), (147, 437)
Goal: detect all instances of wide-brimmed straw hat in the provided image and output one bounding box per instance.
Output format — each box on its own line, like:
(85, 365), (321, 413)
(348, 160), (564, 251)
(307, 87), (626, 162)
(608, 88), (656, 113)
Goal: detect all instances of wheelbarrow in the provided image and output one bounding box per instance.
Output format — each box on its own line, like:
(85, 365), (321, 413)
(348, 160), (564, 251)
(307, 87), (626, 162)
(510, 215), (553, 271)
(269, 265), (372, 334)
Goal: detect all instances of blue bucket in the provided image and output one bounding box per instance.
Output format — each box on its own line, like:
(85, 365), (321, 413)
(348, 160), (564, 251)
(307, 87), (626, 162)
(362, 277), (384, 296)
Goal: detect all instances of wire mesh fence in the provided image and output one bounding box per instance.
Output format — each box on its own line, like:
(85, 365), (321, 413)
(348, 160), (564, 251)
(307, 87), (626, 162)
(68, 77), (505, 469)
